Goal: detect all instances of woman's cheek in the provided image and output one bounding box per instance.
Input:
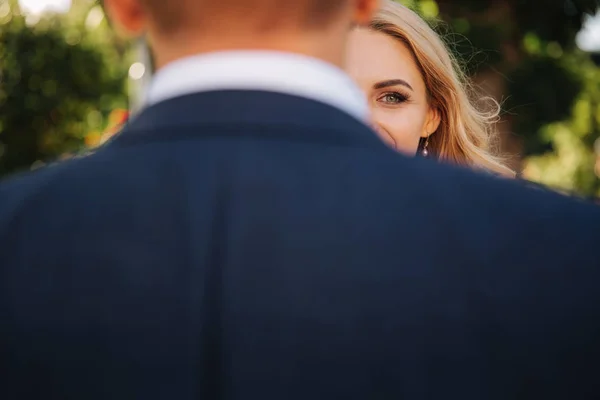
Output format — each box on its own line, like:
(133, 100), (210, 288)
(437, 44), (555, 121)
(372, 109), (421, 153)
(369, 122), (396, 148)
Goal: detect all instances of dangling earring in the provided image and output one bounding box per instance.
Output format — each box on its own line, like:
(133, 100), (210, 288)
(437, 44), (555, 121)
(421, 137), (429, 157)
(417, 137), (430, 157)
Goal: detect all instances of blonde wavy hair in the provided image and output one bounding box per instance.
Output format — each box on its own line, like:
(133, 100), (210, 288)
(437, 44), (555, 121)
(371, 0), (514, 176)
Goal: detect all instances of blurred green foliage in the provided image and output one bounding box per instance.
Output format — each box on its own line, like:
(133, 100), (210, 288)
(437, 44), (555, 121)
(0, 0), (129, 175)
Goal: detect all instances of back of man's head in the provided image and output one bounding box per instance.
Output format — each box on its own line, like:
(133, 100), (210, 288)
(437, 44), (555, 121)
(141, 0), (350, 34)
(104, 0), (379, 67)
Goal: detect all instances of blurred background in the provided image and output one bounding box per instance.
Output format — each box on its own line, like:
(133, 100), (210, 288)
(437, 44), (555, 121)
(1, 0), (600, 199)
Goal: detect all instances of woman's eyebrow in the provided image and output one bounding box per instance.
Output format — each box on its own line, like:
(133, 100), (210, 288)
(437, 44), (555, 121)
(373, 79), (413, 91)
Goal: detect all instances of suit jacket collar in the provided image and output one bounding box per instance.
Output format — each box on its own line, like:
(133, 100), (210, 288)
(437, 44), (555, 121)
(110, 90), (387, 150)
(144, 51), (369, 123)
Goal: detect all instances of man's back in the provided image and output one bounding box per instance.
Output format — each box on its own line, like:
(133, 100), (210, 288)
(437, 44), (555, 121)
(2, 90), (600, 399)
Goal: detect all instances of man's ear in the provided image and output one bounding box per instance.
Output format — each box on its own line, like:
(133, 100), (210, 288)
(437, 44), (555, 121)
(103, 0), (147, 36)
(422, 107), (441, 138)
(353, 0), (380, 26)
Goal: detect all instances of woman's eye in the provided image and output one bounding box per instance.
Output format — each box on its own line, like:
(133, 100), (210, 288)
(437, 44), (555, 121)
(379, 92), (408, 104)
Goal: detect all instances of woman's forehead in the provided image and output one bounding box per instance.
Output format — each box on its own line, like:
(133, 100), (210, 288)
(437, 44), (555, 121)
(346, 28), (425, 90)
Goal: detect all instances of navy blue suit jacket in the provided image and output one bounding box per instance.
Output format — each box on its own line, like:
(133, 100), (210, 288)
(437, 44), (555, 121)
(1, 91), (600, 399)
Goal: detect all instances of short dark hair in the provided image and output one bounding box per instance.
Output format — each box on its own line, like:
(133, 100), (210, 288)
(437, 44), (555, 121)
(139, 0), (347, 34)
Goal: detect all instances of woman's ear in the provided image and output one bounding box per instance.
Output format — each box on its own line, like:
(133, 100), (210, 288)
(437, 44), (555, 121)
(422, 107), (441, 138)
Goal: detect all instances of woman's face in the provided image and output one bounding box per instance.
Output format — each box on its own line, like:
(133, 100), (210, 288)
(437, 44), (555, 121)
(346, 28), (440, 154)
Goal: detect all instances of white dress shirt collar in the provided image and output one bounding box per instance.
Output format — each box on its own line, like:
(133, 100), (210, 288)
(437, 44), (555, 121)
(145, 51), (369, 122)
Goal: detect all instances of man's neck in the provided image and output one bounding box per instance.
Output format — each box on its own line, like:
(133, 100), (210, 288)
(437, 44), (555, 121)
(149, 32), (347, 71)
